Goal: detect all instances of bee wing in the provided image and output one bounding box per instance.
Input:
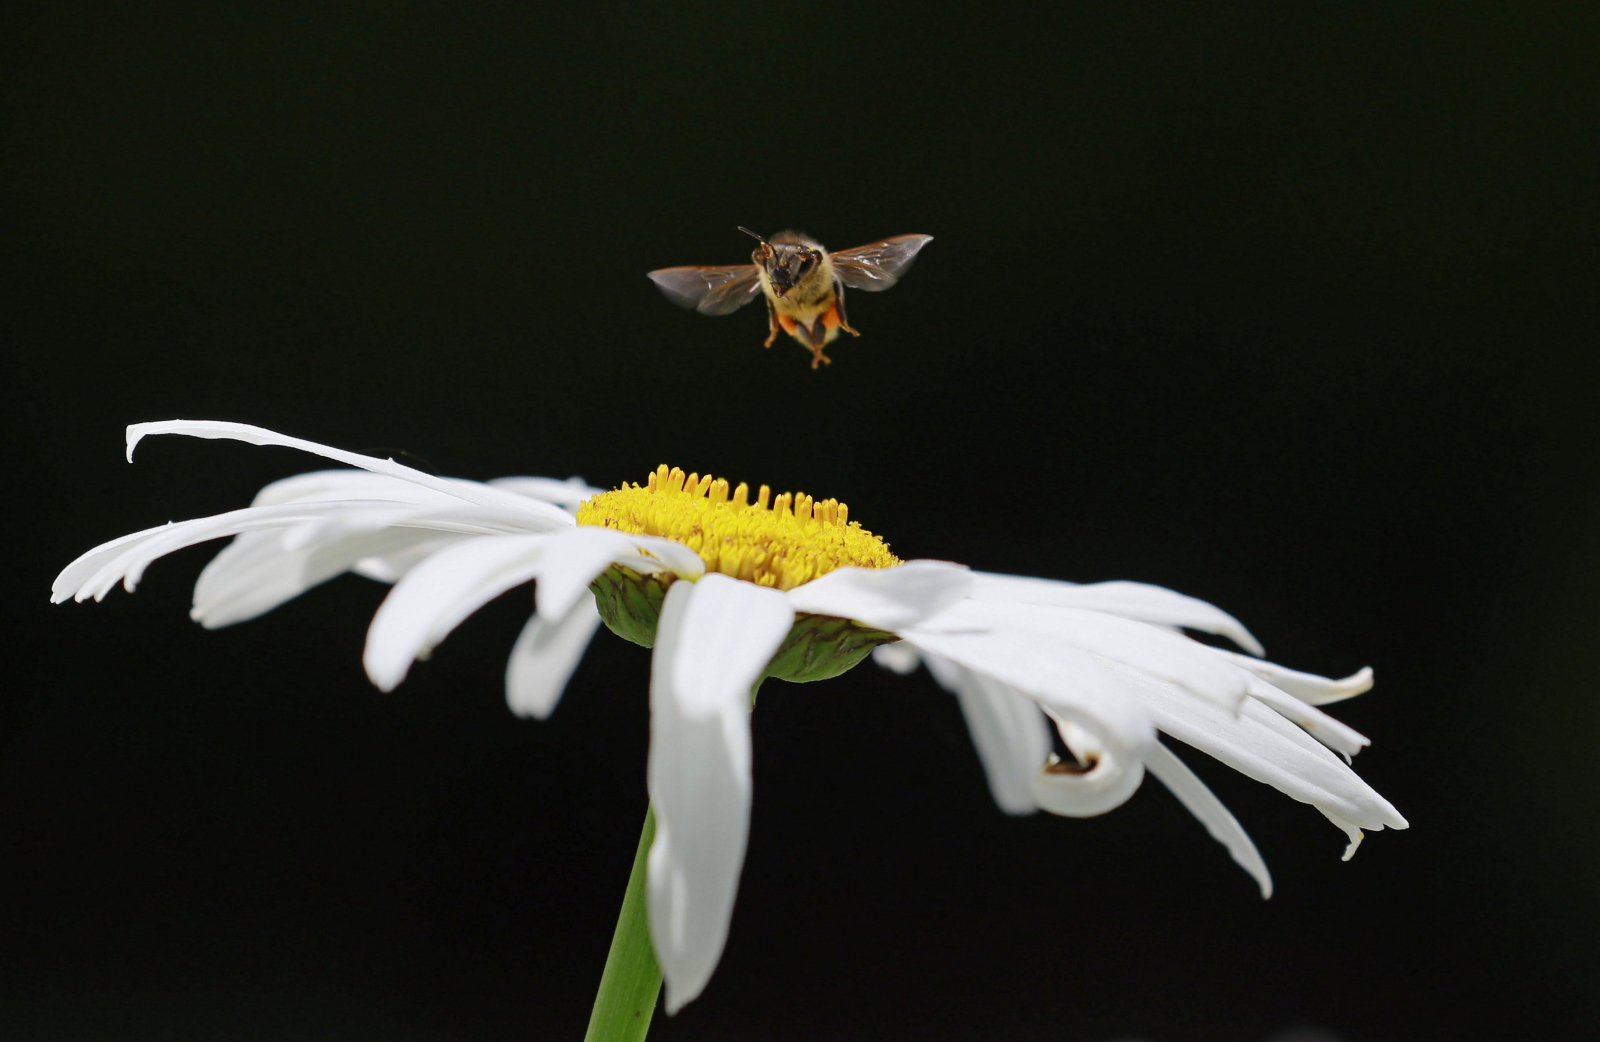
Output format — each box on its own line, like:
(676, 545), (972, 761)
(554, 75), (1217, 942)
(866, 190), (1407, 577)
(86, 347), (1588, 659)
(647, 264), (763, 316)
(829, 234), (934, 292)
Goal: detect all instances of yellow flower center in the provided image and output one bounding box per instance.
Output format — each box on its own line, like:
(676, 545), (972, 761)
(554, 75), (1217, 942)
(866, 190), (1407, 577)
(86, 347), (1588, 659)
(576, 465), (899, 590)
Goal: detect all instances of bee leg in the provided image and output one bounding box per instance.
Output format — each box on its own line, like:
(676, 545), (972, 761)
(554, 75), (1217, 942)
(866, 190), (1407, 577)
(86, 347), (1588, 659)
(763, 298), (779, 348)
(833, 280), (861, 336)
(809, 347), (832, 369)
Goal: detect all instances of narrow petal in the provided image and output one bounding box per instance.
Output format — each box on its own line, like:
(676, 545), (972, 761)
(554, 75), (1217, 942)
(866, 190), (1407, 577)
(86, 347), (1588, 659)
(926, 599), (1250, 710)
(922, 653), (1050, 815)
(904, 606), (1155, 754)
(248, 469), (482, 509)
(1029, 713), (1147, 817)
(1220, 652), (1374, 706)
(1135, 671), (1408, 833)
(56, 497), (555, 608)
(784, 560), (972, 631)
(1238, 671), (1371, 758)
(126, 420), (573, 526)
(972, 573), (1265, 657)
(363, 535), (552, 691)
(55, 502), (389, 603)
(192, 524), (460, 628)
(1143, 740), (1273, 898)
(505, 595), (603, 719)
(647, 575), (793, 1014)
(1318, 808), (1367, 860)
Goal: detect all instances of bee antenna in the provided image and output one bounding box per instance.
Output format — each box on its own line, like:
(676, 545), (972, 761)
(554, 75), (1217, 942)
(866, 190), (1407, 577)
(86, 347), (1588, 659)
(737, 226), (767, 244)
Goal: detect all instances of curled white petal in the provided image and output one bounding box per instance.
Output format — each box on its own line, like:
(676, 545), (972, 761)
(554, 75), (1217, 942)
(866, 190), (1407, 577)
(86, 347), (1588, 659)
(901, 601), (1156, 778)
(1220, 652), (1374, 706)
(56, 493), (559, 609)
(363, 534), (552, 691)
(1319, 807), (1367, 861)
(1239, 671), (1370, 758)
(56, 502), (398, 604)
(505, 595), (603, 720)
(126, 420), (572, 526)
(972, 573), (1264, 657)
(1029, 714), (1146, 818)
(647, 575), (793, 1014)
(922, 653), (1050, 816)
(1143, 740), (1273, 898)
(785, 560), (972, 631)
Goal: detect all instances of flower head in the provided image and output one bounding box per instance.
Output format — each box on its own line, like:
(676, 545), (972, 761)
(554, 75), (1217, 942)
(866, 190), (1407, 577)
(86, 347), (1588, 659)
(53, 420), (1407, 1013)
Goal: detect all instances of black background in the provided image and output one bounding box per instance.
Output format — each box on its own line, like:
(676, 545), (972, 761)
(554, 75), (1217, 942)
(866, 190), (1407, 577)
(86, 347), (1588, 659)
(4, 3), (1596, 1040)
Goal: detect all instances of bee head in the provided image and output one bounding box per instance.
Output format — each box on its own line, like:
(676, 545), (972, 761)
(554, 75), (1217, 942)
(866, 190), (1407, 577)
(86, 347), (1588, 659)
(741, 227), (821, 297)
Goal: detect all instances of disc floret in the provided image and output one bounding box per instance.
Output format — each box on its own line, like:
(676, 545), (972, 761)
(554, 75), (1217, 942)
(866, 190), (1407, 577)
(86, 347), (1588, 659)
(576, 465), (899, 590)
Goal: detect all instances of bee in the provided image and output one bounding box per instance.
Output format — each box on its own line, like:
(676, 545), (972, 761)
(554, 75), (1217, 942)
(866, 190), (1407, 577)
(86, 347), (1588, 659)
(648, 228), (933, 369)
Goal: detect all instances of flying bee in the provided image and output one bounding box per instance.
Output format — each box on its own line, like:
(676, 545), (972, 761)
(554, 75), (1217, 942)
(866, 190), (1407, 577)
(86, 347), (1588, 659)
(648, 228), (933, 369)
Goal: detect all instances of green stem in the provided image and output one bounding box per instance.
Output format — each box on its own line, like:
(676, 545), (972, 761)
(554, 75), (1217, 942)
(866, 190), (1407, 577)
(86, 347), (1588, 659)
(584, 805), (662, 1042)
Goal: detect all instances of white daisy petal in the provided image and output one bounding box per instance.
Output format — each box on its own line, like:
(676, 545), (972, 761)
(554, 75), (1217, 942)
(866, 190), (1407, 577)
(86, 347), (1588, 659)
(1220, 652), (1374, 706)
(127, 420), (572, 526)
(1138, 674), (1408, 832)
(1142, 739), (1273, 898)
(1319, 808), (1367, 861)
(929, 599), (1251, 710)
(505, 595), (603, 720)
(785, 560), (972, 631)
(194, 499), (538, 626)
(249, 469), (477, 509)
(1239, 671), (1371, 758)
(55, 502), (383, 603)
(624, 533), (707, 580)
(902, 602), (1156, 773)
(363, 534), (552, 692)
(1030, 713), (1147, 818)
(647, 575), (793, 1014)
(487, 475), (603, 508)
(192, 524), (458, 628)
(972, 573), (1265, 657)
(533, 527), (650, 623)
(349, 535), (466, 582)
(192, 466), (587, 625)
(58, 493), (560, 609)
(922, 652), (1051, 816)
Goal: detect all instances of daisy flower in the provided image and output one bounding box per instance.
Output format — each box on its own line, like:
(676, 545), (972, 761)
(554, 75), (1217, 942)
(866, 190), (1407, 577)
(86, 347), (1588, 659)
(53, 420), (1406, 1022)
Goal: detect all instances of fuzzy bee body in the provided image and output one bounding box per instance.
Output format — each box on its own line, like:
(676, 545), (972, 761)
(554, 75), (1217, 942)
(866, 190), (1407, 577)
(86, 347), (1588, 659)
(648, 228), (932, 369)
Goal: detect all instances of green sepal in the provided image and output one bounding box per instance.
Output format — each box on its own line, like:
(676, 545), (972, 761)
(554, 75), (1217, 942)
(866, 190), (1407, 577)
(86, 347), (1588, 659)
(762, 613), (897, 684)
(591, 566), (671, 648)
(588, 565), (898, 683)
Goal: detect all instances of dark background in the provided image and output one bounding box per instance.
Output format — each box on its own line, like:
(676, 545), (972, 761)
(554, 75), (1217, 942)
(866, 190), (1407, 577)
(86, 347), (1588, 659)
(3, 3), (1595, 1040)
